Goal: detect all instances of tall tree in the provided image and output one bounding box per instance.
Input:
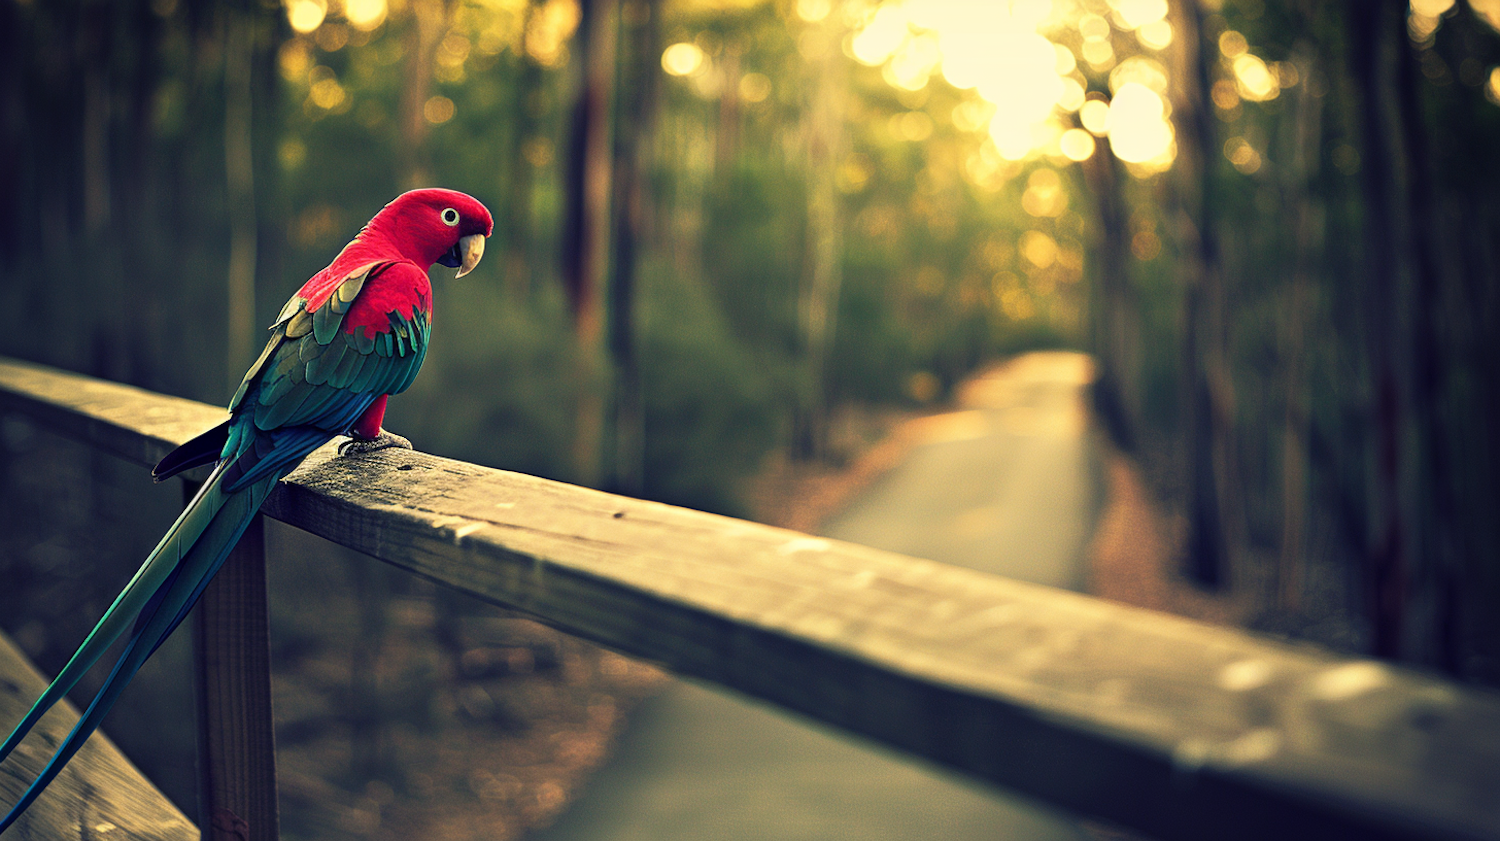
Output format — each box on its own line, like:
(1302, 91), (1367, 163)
(1170, 0), (1240, 589)
(562, 0), (619, 486)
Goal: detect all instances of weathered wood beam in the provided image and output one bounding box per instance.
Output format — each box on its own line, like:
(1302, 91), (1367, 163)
(3, 356), (1499, 841)
(0, 632), (197, 841)
(191, 501), (280, 841)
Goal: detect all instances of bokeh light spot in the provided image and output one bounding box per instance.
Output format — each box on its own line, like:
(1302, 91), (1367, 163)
(1020, 230), (1059, 268)
(1060, 128), (1096, 161)
(1224, 136), (1262, 173)
(423, 94), (456, 124)
(891, 110), (935, 142)
(1104, 83), (1173, 165)
(662, 42), (705, 77)
(1080, 99), (1110, 135)
(1219, 30), (1248, 58)
(739, 72), (772, 103)
(286, 0), (327, 34)
(1233, 54), (1280, 101)
(344, 0), (386, 31)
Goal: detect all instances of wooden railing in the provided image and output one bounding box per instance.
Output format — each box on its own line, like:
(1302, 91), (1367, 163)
(0, 356), (1497, 841)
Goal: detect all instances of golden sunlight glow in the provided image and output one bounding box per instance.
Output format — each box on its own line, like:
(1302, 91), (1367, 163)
(662, 42), (706, 76)
(309, 65), (346, 110)
(886, 32), (941, 90)
(978, 32), (1066, 149)
(1020, 230), (1059, 268)
(279, 40), (312, 83)
(1104, 82), (1173, 166)
(1054, 43), (1077, 76)
(1472, 0), (1500, 31)
(423, 94), (456, 124)
(1409, 12), (1440, 42)
(1136, 19), (1172, 51)
(1079, 99), (1109, 135)
(1233, 53), (1279, 101)
(1081, 38), (1115, 69)
(1001, 286), (1036, 320)
(952, 99), (996, 133)
(1410, 0), (1455, 14)
(1224, 136), (1262, 174)
(1059, 77), (1086, 111)
(853, 0), (1179, 168)
(1079, 13), (1111, 41)
(851, 5), (910, 66)
(796, 0), (832, 23)
(1110, 55), (1169, 95)
(525, 0), (580, 68)
(1022, 168), (1067, 217)
(1219, 30), (1248, 59)
(1109, 0), (1168, 29)
(850, 1), (1077, 163)
(1060, 128), (1096, 161)
(1487, 66), (1500, 104)
(344, 0), (386, 31)
(286, 0), (327, 34)
(892, 110), (936, 141)
(739, 72), (772, 103)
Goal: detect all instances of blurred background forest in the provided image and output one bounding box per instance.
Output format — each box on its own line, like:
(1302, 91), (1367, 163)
(3, 0), (1500, 837)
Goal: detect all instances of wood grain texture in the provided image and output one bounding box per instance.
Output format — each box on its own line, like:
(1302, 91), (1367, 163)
(0, 358), (225, 471)
(3, 356), (1500, 841)
(0, 632), (197, 841)
(191, 496), (279, 841)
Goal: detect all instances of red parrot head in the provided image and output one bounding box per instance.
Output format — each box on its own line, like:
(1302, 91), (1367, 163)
(369, 188), (494, 278)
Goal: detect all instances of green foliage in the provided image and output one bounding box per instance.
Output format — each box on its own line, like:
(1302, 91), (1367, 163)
(637, 256), (779, 516)
(389, 282), (580, 483)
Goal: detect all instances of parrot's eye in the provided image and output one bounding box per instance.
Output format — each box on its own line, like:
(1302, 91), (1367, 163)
(440, 207), (461, 226)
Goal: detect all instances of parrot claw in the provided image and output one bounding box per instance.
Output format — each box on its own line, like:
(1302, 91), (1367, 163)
(339, 430), (413, 456)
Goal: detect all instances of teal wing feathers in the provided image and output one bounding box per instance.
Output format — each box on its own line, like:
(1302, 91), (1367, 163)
(220, 261), (431, 492)
(1, 256), (436, 832)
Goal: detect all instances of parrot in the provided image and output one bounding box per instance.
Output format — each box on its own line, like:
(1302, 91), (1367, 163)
(0, 187), (492, 832)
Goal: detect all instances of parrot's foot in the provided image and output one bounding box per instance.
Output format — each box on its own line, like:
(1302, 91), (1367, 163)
(339, 430), (413, 456)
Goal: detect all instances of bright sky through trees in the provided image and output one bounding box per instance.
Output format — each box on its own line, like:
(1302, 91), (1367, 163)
(847, 0), (1179, 171)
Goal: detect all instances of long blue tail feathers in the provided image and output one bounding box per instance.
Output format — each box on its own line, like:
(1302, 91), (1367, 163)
(0, 464), (277, 834)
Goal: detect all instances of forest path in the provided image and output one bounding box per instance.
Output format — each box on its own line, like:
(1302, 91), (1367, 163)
(527, 351), (1101, 841)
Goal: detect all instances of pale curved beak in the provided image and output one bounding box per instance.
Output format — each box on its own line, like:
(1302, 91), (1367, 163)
(455, 233), (485, 278)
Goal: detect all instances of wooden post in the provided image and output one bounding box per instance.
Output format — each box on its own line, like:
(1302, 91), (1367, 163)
(186, 482), (280, 841)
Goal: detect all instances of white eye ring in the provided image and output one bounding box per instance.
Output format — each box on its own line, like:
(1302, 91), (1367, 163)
(441, 207), (460, 226)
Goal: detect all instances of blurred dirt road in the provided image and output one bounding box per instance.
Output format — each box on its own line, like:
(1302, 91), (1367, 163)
(529, 352), (1101, 841)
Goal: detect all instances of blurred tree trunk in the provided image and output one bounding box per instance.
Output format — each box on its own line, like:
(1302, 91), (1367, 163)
(716, 48), (742, 172)
(607, 0), (660, 497)
(1348, 0), (1412, 660)
(1081, 135), (1138, 452)
(224, 4), (258, 390)
(81, 11), (123, 385)
(1275, 39), (1324, 611)
(505, 0), (545, 301)
(399, 0), (454, 189)
(794, 14), (845, 461)
(1393, 4), (1459, 672)
(561, 0), (618, 487)
(1169, 0), (1240, 590)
